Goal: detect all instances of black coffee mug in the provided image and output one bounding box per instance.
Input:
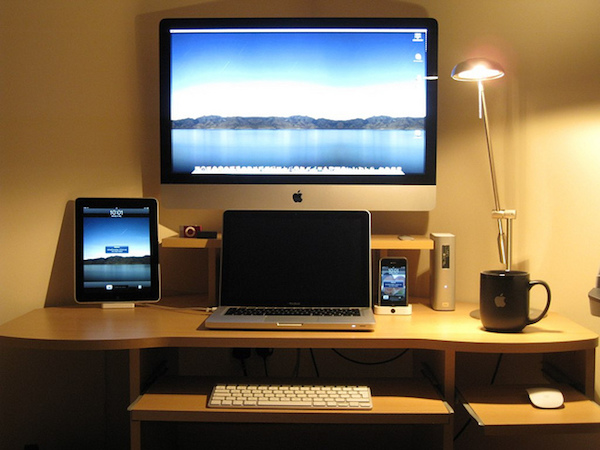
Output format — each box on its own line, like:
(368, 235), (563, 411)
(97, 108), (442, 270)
(480, 270), (551, 332)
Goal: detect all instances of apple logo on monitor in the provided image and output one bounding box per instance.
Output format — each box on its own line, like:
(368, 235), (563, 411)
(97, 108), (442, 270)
(293, 190), (303, 203)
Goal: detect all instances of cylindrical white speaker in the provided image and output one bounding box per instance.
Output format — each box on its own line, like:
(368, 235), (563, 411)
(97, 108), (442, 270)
(430, 233), (456, 311)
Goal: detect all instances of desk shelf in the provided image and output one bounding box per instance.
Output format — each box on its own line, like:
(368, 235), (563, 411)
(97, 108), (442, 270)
(162, 234), (433, 251)
(129, 377), (452, 425)
(459, 383), (600, 435)
(162, 235), (222, 249)
(161, 234), (433, 303)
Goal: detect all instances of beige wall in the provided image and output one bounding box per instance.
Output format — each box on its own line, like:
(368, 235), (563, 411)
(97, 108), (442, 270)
(2, 0), (600, 448)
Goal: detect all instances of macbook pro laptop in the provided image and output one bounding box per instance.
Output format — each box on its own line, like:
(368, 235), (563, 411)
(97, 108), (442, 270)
(205, 210), (376, 331)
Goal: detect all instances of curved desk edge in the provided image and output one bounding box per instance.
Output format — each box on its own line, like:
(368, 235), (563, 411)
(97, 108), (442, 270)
(0, 302), (597, 353)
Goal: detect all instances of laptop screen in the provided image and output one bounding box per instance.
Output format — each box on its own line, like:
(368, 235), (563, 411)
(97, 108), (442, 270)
(220, 210), (372, 308)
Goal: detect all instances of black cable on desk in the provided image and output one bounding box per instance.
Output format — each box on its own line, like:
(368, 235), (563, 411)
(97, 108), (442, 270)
(309, 349), (320, 377)
(256, 348), (274, 376)
(232, 348), (251, 376)
(490, 353), (503, 384)
(331, 348), (410, 365)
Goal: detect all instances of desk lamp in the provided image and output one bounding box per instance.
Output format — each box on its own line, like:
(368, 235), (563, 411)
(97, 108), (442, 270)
(451, 58), (515, 271)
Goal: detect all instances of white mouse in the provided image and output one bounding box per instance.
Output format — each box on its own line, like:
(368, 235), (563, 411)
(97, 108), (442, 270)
(526, 387), (564, 409)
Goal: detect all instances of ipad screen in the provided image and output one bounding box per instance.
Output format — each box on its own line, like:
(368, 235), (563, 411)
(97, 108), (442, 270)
(75, 198), (160, 303)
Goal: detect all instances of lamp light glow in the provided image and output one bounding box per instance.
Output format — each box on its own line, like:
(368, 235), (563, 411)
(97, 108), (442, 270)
(451, 58), (505, 82)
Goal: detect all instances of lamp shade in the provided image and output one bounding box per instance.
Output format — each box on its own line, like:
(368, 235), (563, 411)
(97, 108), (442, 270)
(451, 58), (505, 82)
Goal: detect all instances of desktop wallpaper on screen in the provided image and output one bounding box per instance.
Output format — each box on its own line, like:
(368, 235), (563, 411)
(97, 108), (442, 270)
(169, 27), (429, 177)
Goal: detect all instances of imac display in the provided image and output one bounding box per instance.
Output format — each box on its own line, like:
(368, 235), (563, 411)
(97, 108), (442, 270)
(160, 18), (438, 210)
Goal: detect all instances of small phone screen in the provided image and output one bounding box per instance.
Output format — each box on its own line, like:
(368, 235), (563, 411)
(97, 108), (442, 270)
(379, 258), (407, 306)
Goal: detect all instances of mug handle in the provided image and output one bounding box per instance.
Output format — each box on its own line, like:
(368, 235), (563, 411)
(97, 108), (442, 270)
(527, 280), (551, 325)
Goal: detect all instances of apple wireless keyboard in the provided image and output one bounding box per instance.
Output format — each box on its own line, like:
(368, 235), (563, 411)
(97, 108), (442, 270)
(208, 383), (373, 410)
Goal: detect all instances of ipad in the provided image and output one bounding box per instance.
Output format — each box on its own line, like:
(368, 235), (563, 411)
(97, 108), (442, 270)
(75, 198), (160, 304)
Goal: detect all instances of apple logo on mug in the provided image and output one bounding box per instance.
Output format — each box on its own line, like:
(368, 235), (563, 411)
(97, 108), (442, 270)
(494, 294), (507, 308)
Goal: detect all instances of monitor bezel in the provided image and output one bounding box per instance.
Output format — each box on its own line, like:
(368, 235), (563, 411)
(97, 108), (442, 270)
(159, 17), (438, 192)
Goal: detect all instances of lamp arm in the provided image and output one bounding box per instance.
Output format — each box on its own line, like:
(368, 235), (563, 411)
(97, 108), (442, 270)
(478, 81), (502, 213)
(479, 81), (510, 268)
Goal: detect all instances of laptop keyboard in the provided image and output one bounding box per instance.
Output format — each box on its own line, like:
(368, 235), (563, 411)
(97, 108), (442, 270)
(208, 383), (373, 410)
(224, 307), (362, 317)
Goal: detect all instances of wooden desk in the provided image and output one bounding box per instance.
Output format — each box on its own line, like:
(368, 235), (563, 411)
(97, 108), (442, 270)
(1, 300), (599, 450)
